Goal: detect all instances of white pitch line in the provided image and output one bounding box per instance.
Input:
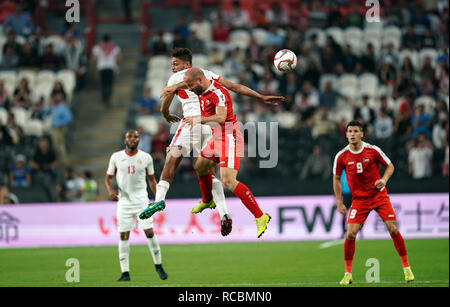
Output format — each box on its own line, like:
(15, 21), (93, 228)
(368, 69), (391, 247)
(319, 239), (346, 249)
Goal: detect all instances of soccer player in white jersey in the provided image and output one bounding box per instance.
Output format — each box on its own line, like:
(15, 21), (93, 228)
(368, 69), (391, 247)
(139, 48), (284, 235)
(105, 130), (168, 282)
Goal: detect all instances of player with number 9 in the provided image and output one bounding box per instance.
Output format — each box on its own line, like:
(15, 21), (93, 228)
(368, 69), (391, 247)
(332, 120), (414, 285)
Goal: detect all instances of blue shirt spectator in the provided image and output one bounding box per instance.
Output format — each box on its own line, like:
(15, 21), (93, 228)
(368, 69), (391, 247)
(9, 154), (31, 187)
(137, 87), (159, 115)
(2, 5), (34, 36)
(411, 104), (432, 139)
(51, 95), (73, 128)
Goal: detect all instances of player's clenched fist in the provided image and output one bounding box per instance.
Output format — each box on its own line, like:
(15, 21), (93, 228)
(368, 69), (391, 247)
(374, 178), (387, 190)
(109, 190), (119, 201)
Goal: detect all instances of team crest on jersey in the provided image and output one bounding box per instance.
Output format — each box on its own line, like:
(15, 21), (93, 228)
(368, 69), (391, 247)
(364, 158), (370, 163)
(137, 159), (142, 164)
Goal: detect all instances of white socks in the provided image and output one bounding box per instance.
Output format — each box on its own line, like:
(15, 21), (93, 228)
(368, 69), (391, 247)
(147, 235), (162, 265)
(212, 177), (228, 218)
(155, 180), (170, 202)
(118, 240), (130, 273)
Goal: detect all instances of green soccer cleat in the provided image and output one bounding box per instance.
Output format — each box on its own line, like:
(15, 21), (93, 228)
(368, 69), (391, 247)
(339, 273), (353, 286)
(190, 199), (216, 214)
(255, 213), (271, 238)
(403, 267), (415, 283)
(139, 200), (166, 219)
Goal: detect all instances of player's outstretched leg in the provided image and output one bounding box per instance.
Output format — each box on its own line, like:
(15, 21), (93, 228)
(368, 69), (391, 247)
(221, 213), (232, 236)
(385, 221), (414, 282)
(191, 170), (216, 213)
(145, 229), (168, 280)
(118, 233), (131, 281)
(139, 200), (166, 219)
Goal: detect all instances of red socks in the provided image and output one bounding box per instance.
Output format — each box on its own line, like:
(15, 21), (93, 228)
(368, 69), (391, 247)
(198, 172), (213, 203)
(344, 238), (355, 273)
(391, 232), (410, 268)
(233, 182), (263, 218)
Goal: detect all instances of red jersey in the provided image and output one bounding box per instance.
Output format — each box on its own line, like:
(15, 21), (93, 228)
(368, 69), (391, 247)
(199, 80), (237, 124)
(333, 142), (392, 199)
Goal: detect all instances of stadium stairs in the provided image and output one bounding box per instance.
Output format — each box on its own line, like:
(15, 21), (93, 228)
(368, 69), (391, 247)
(68, 0), (143, 200)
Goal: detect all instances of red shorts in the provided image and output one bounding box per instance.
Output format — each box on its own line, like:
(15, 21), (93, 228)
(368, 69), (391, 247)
(200, 123), (244, 171)
(347, 196), (396, 225)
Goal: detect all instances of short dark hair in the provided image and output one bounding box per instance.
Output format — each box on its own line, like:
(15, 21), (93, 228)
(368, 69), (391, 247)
(346, 120), (364, 131)
(171, 48), (192, 64)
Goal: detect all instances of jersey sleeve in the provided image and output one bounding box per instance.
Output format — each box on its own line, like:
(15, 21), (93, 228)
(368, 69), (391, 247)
(145, 154), (155, 176)
(333, 152), (344, 176)
(372, 145), (391, 167)
(106, 154), (117, 176)
(213, 89), (227, 107)
(167, 74), (176, 87)
(203, 69), (221, 81)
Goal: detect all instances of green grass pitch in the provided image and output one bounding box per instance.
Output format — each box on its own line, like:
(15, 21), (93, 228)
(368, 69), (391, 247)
(0, 239), (448, 287)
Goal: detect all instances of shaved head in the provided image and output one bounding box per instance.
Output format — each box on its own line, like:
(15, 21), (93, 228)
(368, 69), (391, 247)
(184, 67), (208, 95)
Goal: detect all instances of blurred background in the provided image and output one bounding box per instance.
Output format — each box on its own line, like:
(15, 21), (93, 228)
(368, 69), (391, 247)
(0, 0), (448, 205)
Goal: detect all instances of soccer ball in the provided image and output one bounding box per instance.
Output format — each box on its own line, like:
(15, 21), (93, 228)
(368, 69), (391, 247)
(273, 49), (297, 73)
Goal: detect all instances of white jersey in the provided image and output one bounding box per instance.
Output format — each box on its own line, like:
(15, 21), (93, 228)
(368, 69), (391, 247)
(167, 68), (221, 117)
(106, 150), (155, 206)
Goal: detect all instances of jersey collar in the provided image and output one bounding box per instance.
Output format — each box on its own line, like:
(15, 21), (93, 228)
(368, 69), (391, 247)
(124, 149), (139, 157)
(347, 142), (365, 154)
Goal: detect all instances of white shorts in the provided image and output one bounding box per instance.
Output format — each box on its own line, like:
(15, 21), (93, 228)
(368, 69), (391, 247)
(169, 122), (212, 157)
(116, 203), (154, 233)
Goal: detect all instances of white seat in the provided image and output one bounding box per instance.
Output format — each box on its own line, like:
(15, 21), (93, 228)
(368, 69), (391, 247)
(340, 85), (358, 101)
(344, 27), (363, 43)
(399, 49), (419, 69)
(44, 35), (67, 54)
(10, 107), (29, 128)
(358, 73), (378, 97)
(146, 67), (170, 83)
(17, 70), (37, 87)
(145, 79), (165, 98)
(22, 119), (45, 137)
(339, 74), (358, 89)
(148, 55), (170, 70)
(36, 70), (56, 86)
(382, 36), (401, 51)
(32, 83), (53, 107)
(419, 48), (438, 68)
(136, 115), (159, 135)
(383, 26), (402, 41)
(0, 108), (7, 125)
(192, 54), (209, 68)
(162, 32), (174, 45)
(415, 96), (436, 115)
(364, 27), (383, 42)
(363, 37), (382, 55)
(0, 71), (16, 85)
(319, 74), (338, 91)
(305, 28), (326, 46)
(251, 28), (268, 45)
(325, 27), (344, 46)
(56, 69), (76, 93)
(207, 65), (225, 77)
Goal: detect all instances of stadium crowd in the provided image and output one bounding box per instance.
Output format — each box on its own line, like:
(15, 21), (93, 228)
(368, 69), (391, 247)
(140, 0), (448, 182)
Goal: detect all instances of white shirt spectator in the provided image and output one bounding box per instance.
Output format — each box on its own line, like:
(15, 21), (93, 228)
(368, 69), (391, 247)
(374, 113), (393, 139)
(408, 146), (433, 179)
(92, 41), (121, 71)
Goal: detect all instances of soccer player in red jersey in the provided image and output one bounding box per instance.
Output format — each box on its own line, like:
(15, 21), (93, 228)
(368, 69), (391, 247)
(333, 120), (415, 285)
(182, 67), (271, 238)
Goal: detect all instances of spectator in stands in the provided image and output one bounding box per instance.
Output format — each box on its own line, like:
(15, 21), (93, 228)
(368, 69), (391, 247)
(300, 144), (332, 181)
(319, 80), (344, 110)
(60, 21), (82, 40)
(419, 56), (435, 81)
(265, 24), (286, 47)
(266, 3), (290, 27)
(30, 137), (58, 201)
(360, 43), (377, 73)
(91, 34), (121, 107)
(380, 95), (394, 118)
(30, 98), (46, 121)
(40, 43), (65, 71)
(150, 31), (169, 56)
(2, 31), (22, 54)
(212, 15), (231, 43)
(224, 48), (245, 78)
(342, 44), (358, 73)
(9, 154), (31, 188)
(400, 56), (418, 82)
(136, 125), (152, 154)
(374, 108), (394, 139)
(307, 1), (327, 28)
(311, 106), (336, 139)
(0, 80), (10, 110)
(189, 14), (212, 44)
(346, 3), (364, 28)
(410, 4), (431, 37)
(0, 45), (19, 70)
(411, 104), (432, 139)
(63, 37), (87, 91)
(49, 92), (73, 166)
(18, 40), (39, 68)
(258, 71), (280, 96)
(172, 17), (190, 47)
(186, 32), (206, 55)
(402, 24), (420, 50)
(408, 133), (433, 179)
(62, 167), (85, 202)
(137, 86), (159, 116)
(295, 80), (319, 122)
(121, 0), (133, 20)
(443, 139), (449, 177)
(226, 0), (251, 30)
(151, 122), (169, 173)
(81, 170), (99, 201)
(435, 59), (449, 100)
(253, 7), (268, 28)
(51, 81), (67, 102)
(421, 27), (437, 49)
(378, 55), (397, 86)
(327, 2), (344, 28)
(12, 78), (31, 109)
(2, 3), (34, 36)
(354, 95), (376, 125)
(207, 47), (224, 66)
(432, 112), (448, 150)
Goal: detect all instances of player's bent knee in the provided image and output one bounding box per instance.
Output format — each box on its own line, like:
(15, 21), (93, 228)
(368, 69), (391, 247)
(221, 177), (237, 191)
(120, 232), (130, 240)
(144, 229), (154, 238)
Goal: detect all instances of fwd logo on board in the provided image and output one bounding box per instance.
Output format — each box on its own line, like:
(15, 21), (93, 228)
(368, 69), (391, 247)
(0, 211), (20, 243)
(278, 206), (337, 233)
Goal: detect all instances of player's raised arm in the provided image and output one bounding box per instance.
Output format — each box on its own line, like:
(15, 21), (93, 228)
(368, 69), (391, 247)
(160, 90), (181, 123)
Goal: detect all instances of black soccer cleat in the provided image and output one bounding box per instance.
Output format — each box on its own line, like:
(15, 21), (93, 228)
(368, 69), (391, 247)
(221, 214), (233, 236)
(117, 271), (130, 281)
(155, 264), (168, 280)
